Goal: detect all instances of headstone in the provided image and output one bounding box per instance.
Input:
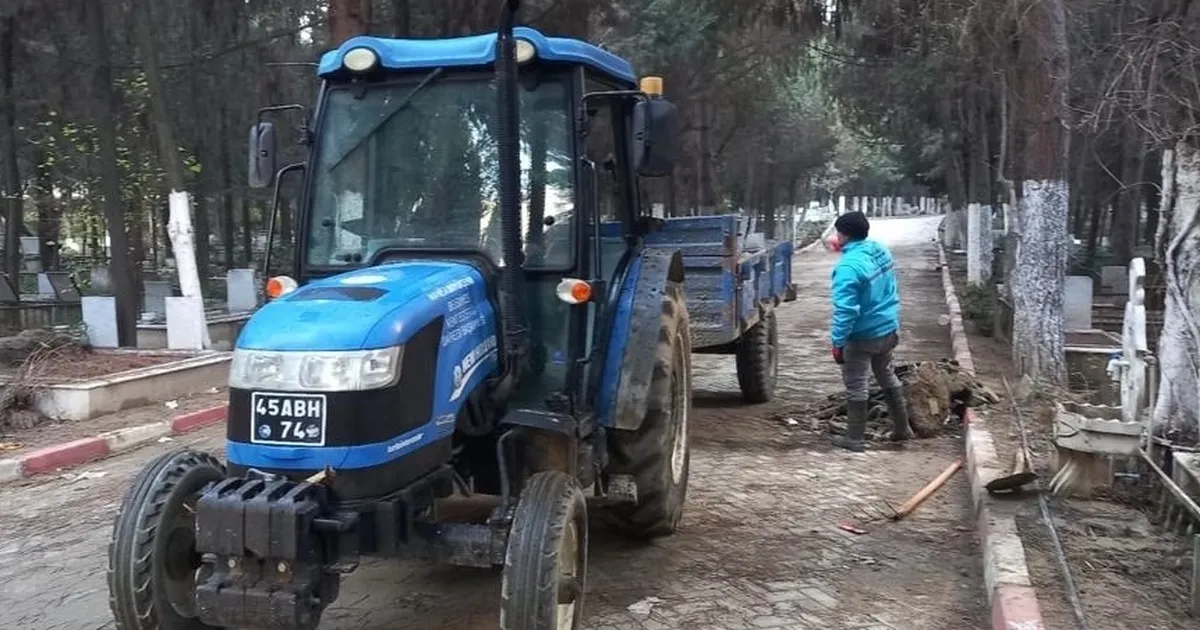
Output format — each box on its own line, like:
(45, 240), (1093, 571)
(1100, 265), (1126, 294)
(0, 274), (17, 303)
(227, 268), (259, 313)
(838, 195), (846, 215)
(1064, 275), (1094, 331)
(166, 296), (207, 350)
(46, 272), (80, 301)
(82, 296), (119, 348)
(143, 280), (174, 316)
(967, 204), (994, 283)
(1119, 258), (1148, 425)
(91, 266), (114, 295)
(36, 272), (55, 298)
(19, 236), (41, 272)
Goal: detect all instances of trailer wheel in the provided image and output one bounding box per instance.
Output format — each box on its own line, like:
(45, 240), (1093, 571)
(500, 471), (588, 630)
(108, 449), (226, 630)
(604, 281), (692, 538)
(736, 308), (778, 404)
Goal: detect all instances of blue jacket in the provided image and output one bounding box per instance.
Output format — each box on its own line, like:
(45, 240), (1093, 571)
(830, 239), (901, 348)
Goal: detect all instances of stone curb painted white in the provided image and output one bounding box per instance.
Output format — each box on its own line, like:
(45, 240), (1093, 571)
(0, 457), (20, 484)
(937, 243), (1046, 628)
(100, 422), (173, 455)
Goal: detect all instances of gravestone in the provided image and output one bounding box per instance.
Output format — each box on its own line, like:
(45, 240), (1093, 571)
(838, 195), (846, 215)
(166, 296), (207, 350)
(46, 272), (80, 302)
(0, 274), (18, 303)
(82, 296), (119, 348)
(1064, 275), (1094, 331)
(143, 281), (174, 316)
(1100, 265), (1126, 294)
(226, 268), (259, 313)
(1119, 258), (1148, 424)
(36, 272), (55, 298)
(91, 266), (113, 295)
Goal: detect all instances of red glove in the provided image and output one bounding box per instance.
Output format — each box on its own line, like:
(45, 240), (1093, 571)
(832, 346), (844, 365)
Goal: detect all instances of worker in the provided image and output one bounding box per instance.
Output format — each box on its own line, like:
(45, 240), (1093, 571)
(827, 211), (912, 452)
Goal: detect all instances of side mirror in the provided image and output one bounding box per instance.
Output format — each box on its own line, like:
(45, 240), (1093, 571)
(631, 98), (678, 178)
(248, 122), (277, 189)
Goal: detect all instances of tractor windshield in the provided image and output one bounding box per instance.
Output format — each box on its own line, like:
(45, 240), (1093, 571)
(307, 75), (575, 269)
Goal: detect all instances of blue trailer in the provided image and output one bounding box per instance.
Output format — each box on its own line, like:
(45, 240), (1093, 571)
(105, 5), (795, 630)
(604, 214), (796, 403)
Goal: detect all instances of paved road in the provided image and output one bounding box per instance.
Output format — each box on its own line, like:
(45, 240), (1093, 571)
(0, 216), (986, 630)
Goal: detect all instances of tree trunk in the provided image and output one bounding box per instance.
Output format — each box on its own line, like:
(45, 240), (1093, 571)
(392, 0), (410, 36)
(696, 97), (717, 214)
(132, 0), (209, 346)
(32, 150), (61, 270)
(1010, 0), (1071, 384)
(85, 1), (138, 345)
(1151, 141), (1200, 440)
(0, 16), (22, 278)
(329, 0), (372, 44)
(1110, 124), (1145, 266)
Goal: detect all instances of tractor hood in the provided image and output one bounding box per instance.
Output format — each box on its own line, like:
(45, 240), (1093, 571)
(235, 262), (493, 351)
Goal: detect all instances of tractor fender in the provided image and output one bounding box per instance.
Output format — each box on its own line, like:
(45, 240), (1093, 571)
(597, 247), (685, 432)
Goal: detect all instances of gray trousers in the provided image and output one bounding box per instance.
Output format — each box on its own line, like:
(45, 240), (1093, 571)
(841, 332), (902, 401)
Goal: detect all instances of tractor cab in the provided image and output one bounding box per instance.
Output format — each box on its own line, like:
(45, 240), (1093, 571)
(249, 26), (676, 419)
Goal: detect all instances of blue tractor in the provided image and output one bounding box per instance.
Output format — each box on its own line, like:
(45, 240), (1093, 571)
(106, 3), (794, 629)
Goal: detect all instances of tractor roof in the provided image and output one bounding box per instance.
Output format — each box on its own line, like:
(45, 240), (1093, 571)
(317, 27), (637, 86)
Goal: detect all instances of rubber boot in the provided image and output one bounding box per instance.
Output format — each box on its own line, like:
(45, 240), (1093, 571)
(831, 400), (868, 452)
(884, 387), (914, 442)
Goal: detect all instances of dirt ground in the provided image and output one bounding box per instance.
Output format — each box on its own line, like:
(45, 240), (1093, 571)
(946, 251), (1197, 630)
(0, 347), (186, 382)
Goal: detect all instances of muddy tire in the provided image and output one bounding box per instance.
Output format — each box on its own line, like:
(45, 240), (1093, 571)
(500, 471), (588, 630)
(108, 449), (226, 630)
(736, 308), (778, 404)
(604, 281), (692, 538)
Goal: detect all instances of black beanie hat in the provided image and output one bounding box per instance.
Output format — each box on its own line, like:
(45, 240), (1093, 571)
(834, 211), (870, 241)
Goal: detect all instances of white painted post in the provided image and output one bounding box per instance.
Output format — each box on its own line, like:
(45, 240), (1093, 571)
(166, 191), (211, 348)
(838, 195), (846, 215)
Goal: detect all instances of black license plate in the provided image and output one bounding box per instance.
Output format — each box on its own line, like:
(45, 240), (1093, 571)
(250, 392), (328, 447)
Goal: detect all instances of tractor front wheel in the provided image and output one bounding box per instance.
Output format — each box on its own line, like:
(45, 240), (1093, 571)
(108, 449), (226, 630)
(604, 281), (692, 538)
(500, 471), (589, 630)
(736, 308), (779, 404)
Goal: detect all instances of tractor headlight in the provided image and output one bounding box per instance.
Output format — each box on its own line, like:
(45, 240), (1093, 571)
(230, 346), (403, 392)
(343, 47), (379, 73)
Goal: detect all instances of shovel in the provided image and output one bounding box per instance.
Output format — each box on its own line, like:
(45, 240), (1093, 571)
(985, 433), (1039, 495)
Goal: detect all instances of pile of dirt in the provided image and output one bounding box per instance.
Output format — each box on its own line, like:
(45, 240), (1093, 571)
(0, 329), (91, 431)
(791, 359), (999, 441)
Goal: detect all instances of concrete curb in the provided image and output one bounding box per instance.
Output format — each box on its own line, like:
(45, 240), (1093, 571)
(937, 246), (1047, 629)
(0, 404), (228, 485)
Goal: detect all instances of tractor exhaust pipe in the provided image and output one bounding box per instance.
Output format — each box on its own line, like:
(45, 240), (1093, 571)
(494, 0), (529, 389)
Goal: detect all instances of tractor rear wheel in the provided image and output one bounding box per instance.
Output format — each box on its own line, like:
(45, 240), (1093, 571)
(500, 471), (588, 630)
(108, 448), (226, 630)
(736, 308), (778, 404)
(604, 281), (692, 538)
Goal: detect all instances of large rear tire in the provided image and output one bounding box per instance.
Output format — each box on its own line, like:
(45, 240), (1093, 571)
(604, 281), (692, 538)
(500, 471), (588, 630)
(736, 308), (778, 404)
(108, 449), (226, 630)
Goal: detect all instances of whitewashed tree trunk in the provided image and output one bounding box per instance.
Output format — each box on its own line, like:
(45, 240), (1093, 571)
(1151, 143), (1200, 439)
(944, 206), (966, 249)
(167, 190), (211, 348)
(1011, 180), (1069, 382)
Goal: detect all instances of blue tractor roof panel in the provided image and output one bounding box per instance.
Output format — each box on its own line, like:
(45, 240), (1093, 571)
(317, 27), (637, 85)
